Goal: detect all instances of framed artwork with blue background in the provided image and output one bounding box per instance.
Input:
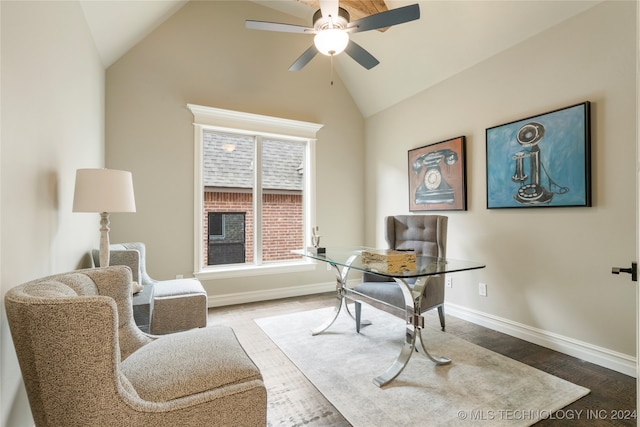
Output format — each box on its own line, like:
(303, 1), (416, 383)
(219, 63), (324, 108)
(486, 102), (591, 209)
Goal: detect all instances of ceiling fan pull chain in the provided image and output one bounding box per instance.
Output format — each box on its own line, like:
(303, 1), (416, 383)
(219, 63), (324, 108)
(330, 54), (334, 86)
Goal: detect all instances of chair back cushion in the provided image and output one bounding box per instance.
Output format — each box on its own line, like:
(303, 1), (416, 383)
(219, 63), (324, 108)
(359, 215), (448, 313)
(113, 242), (156, 287)
(91, 244), (142, 285)
(385, 215), (447, 258)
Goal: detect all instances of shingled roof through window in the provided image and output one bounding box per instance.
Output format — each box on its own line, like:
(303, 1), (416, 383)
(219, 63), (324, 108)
(203, 130), (304, 191)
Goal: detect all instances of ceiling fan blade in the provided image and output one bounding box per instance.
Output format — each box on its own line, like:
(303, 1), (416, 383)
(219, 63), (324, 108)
(289, 45), (319, 71)
(246, 20), (313, 34)
(348, 3), (420, 33)
(319, 0), (339, 20)
(344, 40), (379, 70)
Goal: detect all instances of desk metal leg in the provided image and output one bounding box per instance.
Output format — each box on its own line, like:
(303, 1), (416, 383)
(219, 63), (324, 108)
(372, 277), (450, 387)
(373, 323), (418, 387)
(417, 328), (451, 365)
(313, 263), (452, 386)
(312, 258), (355, 335)
(311, 292), (343, 336)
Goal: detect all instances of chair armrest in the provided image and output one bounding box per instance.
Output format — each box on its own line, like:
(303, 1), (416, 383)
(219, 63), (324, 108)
(421, 275), (445, 310)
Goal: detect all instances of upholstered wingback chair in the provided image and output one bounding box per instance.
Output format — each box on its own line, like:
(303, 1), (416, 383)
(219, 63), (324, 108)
(354, 215), (448, 330)
(91, 242), (165, 288)
(91, 242), (208, 335)
(4, 266), (266, 426)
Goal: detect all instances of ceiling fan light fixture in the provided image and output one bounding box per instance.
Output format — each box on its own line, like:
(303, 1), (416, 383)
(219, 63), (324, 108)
(314, 29), (349, 56)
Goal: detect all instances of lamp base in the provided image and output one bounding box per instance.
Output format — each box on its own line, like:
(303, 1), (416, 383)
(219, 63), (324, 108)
(99, 212), (111, 267)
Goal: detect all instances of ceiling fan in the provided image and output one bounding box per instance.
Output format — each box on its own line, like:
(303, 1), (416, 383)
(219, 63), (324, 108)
(245, 0), (420, 71)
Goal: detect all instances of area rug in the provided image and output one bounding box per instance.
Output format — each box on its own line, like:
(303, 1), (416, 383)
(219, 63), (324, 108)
(256, 306), (590, 426)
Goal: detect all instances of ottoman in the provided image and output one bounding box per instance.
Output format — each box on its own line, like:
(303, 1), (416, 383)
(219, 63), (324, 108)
(149, 278), (208, 335)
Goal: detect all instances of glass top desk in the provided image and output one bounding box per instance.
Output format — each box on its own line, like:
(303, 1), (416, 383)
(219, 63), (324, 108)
(294, 247), (485, 387)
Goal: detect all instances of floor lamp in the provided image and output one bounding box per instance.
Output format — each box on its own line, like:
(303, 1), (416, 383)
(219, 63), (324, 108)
(73, 168), (136, 267)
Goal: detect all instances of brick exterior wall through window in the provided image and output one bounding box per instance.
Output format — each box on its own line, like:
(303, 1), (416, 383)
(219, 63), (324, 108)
(203, 191), (302, 267)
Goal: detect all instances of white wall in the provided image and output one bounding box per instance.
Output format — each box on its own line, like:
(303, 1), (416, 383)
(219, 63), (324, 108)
(365, 0), (637, 371)
(0, 1), (105, 425)
(105, 0), (365, 297)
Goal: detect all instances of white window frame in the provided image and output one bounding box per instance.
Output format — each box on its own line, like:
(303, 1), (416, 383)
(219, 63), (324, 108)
(208, 212), (226, 240)
(188, 104), (323, 279)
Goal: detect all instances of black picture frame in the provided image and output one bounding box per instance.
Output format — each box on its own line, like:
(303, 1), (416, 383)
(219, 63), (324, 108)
(486, 102), (591, 209)
(408, 136), (467, 211)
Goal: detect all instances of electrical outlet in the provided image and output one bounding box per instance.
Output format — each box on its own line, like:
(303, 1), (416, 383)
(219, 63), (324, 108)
(479, 282), (487, 297)
(176, 274), (183, 279)
(446, 276), (452, 288)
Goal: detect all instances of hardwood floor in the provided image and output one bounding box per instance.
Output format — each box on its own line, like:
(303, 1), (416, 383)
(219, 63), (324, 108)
(208, 293), (636, 426)
(433, 311), (636, 427)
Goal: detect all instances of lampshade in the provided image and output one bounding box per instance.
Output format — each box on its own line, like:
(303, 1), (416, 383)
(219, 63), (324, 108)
(314, 29), (349, 56)
(73, 168), (136, 213)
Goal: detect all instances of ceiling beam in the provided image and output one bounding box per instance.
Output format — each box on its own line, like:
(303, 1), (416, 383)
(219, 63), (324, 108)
(296, 0), (390, 30)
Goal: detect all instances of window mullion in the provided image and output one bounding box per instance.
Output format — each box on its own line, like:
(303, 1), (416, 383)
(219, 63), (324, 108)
(254, 135), (263, 265)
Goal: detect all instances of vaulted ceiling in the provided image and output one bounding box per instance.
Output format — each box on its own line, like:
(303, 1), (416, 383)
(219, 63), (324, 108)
(80, 0), (602, 117)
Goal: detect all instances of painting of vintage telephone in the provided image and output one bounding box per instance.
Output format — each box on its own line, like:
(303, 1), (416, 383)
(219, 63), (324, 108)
(511, 122), (568, 205)
(486, 101), (591, 209)
(409, 136), (467, 211)
(413, 149), (458, 204)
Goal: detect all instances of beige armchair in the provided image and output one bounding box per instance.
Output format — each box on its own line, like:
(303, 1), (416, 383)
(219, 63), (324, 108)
(4, 266), (266, 426)
(354, 215), (448, 331)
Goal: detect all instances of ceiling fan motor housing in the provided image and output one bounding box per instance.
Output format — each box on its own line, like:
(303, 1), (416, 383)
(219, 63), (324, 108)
(313, 7), (350, 30)
(246, 3), (420, 71)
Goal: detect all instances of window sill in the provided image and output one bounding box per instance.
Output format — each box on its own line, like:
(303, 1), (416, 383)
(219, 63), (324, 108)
(194, 260), (317, 280)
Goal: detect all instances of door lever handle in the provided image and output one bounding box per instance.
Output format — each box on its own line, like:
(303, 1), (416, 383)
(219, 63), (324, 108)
(612, 262), (637, 282)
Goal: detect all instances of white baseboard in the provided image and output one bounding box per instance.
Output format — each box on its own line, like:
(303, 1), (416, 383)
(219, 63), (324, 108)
(445, 302), (637, 378)
(207, 281), (337, 308)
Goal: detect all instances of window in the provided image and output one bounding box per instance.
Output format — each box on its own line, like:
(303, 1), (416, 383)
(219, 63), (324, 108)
(208, 212), (225, 239)
(207, 212), (245, 265)
(188, 104), (323, 278)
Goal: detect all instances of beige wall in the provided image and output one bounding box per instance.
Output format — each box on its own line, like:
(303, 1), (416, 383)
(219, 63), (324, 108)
(106, 1), (364, 295)
(1, 1), (105, 425)
(365, 1), (637, 366)
(107, 0), (637, 370)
